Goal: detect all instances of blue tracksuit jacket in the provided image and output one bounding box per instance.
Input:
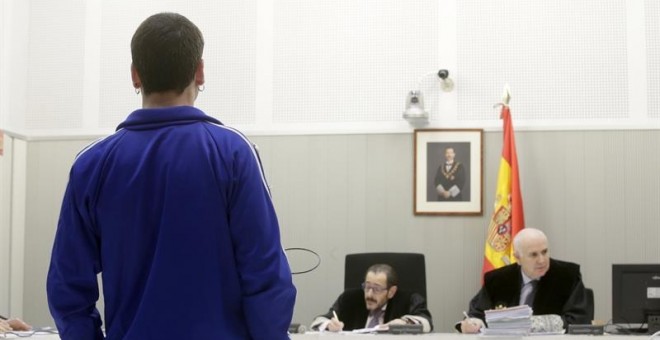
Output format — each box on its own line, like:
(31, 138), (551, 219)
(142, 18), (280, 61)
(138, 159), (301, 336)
(47, 106), (296, 339)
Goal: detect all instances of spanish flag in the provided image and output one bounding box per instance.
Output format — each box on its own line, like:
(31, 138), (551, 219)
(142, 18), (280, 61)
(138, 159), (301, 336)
(481, 105), (525, 279)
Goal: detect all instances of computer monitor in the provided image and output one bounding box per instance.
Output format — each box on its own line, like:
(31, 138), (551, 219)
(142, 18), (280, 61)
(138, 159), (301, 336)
(612, 264), (660, 334)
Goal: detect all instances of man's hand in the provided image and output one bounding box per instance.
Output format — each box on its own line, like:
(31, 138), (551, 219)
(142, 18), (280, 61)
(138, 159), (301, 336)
(0, 319), (11, 333)
(386, 318), (407, 326)
(460, 317), (483, 334)
(327, 317), (344, 332)
(8, 318), (31, 331)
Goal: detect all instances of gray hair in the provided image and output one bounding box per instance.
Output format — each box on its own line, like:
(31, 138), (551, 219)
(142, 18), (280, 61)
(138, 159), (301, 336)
(513, 228), (548, 256)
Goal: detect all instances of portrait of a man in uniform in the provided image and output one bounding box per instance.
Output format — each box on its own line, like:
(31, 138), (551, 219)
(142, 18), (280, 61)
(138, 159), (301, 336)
(426, 143), (471, 202)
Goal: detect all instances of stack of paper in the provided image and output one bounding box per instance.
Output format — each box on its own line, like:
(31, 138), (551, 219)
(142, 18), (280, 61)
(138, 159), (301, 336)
(481, 305), (533, 336)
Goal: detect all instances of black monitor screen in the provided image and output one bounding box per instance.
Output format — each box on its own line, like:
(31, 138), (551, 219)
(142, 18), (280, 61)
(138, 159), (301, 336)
(612, 264), (660, 325)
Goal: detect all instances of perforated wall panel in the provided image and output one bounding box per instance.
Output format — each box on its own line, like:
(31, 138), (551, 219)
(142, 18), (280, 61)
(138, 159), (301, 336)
(99, 0), (257, 128)
(0, 1), (6, 128)
(647, 0), (660, 119)
(273, 0), (439, 123)
(25, 0), (85, 129)
(457, 0), (629, 121)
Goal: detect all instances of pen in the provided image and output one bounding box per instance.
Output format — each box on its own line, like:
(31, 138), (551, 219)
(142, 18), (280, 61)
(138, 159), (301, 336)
(332, 310), (339, 320)
(0, 314), (7, 320)
(463, 311), (480, 327)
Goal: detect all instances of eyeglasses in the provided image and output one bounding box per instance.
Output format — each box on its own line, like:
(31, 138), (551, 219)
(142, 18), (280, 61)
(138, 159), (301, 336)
(361, 282), (388, 294)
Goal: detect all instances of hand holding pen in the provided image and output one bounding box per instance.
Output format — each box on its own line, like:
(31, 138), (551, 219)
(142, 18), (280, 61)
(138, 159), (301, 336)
(460, 311), (483, 334)
(327, 310), (344, 332)
(0, 315), (32, 333)
(0, 319), (10, 333)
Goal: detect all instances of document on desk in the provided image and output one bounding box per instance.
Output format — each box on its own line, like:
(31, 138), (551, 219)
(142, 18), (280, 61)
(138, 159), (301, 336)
(529, 330), (566, 335)
(480, 327), (529, 336)
(480, 305), (533, 336)
(344, 325), (383, 334)
(2, 329), (60, 339)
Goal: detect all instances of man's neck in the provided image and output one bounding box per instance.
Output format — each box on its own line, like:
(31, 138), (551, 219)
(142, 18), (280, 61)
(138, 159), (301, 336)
(371, 303), (387, 313)
(520, 269), (536, 283)
(141, 86), (197, 108)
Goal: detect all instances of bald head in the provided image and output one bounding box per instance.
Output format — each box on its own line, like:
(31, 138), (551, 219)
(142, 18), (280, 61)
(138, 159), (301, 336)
(513, 228), (548, 255)
(513, 228), (550, 279)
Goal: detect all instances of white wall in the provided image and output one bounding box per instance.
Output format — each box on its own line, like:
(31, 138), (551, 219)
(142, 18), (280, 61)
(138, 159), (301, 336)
(0, 134), (12, 317)
(9, 130), (660, 331)
(2, 0), (660, 333)
(0, 135), (27, 320)
(2, 0), (659, 137)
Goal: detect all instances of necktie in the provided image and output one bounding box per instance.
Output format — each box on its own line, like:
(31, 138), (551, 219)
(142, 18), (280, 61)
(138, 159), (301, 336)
(520, 280), (538, 306)
(367, 309), (384, 328)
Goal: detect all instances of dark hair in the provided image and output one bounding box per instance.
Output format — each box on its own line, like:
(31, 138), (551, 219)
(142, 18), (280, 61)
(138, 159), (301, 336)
(131, 12), (204, 95)
(366, 264), (399, 287)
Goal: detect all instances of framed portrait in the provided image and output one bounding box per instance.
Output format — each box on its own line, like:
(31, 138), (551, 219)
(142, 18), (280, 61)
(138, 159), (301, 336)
(414, 129), (483, 215)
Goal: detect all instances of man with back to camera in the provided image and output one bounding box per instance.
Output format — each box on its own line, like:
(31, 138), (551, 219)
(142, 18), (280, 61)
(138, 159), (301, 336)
(434, 146), (466, 201)
(457, 228), (591, 333)
(46, 12), (296, 340)
(310, 264), (433, 332)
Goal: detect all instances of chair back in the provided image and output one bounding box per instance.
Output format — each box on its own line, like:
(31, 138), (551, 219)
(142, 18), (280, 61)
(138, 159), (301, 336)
(585, 287), (595, 322)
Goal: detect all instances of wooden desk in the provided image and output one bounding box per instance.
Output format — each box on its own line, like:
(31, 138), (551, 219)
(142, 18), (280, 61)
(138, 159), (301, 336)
(291, 333), (633, 340)
(1, 332), (637, 339)
(1, 334), (59, 339)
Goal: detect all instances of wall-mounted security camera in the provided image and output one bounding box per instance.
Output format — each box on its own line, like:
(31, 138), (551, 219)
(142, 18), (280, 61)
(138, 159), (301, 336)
(403, 90), (429, 123)
(402, 68), (455, 126)
(437, 69), (454, 92)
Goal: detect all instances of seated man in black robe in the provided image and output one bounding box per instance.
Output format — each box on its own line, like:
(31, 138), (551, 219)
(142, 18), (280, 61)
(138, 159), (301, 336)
(311, 264), (432, 332)
(458, 228), (592, 333)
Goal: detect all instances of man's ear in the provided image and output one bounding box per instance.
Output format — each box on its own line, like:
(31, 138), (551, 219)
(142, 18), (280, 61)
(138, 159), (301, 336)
(130, 64), (141, 88)
(387, 285), (397, 299)
(513, 251), (521, 262)
(195, 59), (205, 87)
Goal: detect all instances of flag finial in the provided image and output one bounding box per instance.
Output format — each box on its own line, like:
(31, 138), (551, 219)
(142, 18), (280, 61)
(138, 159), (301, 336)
(493, 84), (511, 108)
(502, 84), (511, 105)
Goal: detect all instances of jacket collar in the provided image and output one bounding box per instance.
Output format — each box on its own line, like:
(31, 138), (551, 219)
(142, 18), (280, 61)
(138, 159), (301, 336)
(116, 106), (222, 131)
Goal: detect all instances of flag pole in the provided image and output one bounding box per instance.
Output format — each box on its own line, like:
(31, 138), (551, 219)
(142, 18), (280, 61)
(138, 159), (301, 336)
(481, 83), (524, 282)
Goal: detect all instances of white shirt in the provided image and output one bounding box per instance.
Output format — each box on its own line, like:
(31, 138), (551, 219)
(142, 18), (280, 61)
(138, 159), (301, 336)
(519, 270), (537, 306)
(365, 304), (387, 328)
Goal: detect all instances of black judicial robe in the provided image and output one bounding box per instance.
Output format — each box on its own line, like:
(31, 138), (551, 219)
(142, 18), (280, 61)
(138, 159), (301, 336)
(319, 288), (433, 331)
(465, 258), (591, 328)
